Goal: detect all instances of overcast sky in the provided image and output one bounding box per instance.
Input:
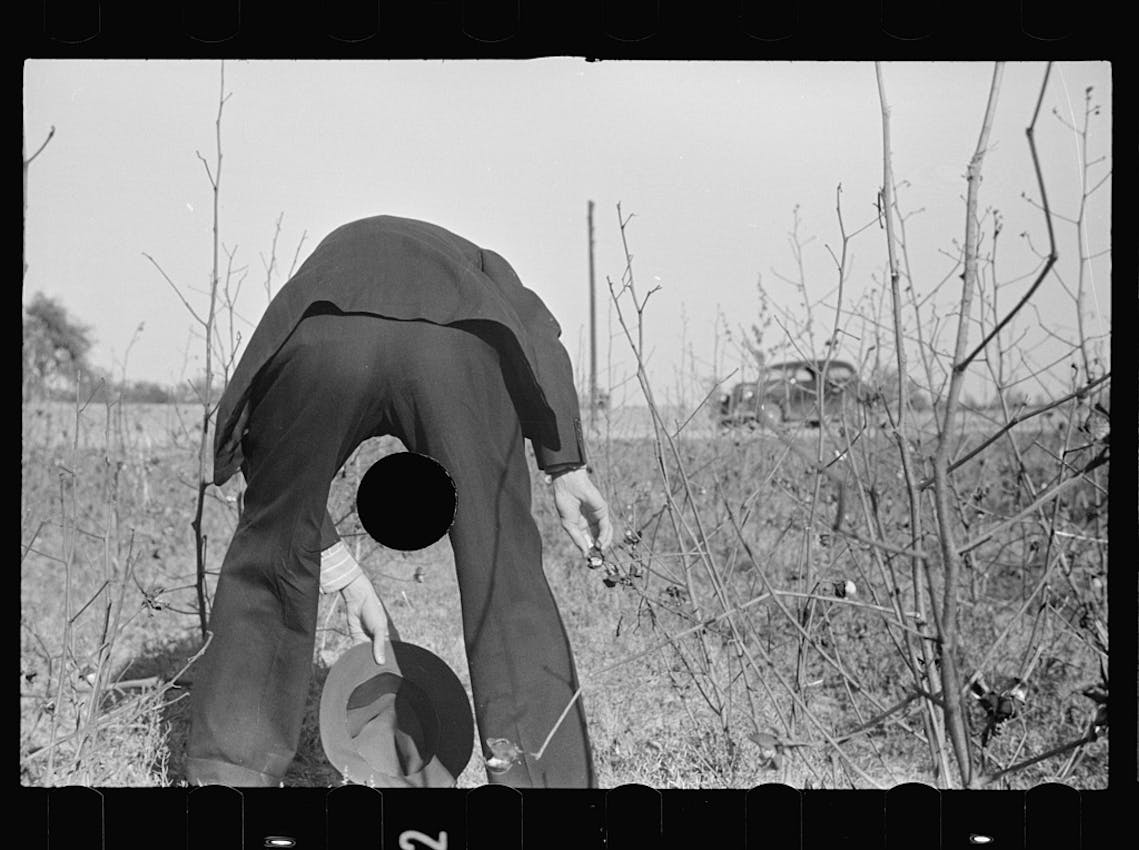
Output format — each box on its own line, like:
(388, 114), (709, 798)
(23, 60), (1111, 406)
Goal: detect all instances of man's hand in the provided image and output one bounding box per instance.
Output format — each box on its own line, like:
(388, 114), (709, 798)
(551, 468), (613, 556)
(340, 573), (391, 665)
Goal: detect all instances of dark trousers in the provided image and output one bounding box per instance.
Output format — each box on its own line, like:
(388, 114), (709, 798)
(185, 310), (595, 787)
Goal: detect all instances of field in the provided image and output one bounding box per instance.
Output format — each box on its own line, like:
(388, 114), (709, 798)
(20, 393), (1109, 790)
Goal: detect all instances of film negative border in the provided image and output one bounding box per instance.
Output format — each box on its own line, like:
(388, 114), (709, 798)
(19, 3), (1132, 850)
(19, 783), (1116, 848)
(26, 0), (1119, 57)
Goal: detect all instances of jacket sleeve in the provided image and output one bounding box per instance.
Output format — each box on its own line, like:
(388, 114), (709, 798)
(480, 249), (587, 470)
(321, 508), (341, 550)
(528, 335), (588, 470)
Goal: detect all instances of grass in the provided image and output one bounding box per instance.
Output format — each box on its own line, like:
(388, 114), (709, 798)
(20, 396), (1108, 789)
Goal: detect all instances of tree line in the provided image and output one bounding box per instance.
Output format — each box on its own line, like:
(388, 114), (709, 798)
(22, 292), (220, 405)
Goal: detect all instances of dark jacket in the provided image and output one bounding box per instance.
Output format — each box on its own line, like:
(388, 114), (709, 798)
(212, 215), (585, 486)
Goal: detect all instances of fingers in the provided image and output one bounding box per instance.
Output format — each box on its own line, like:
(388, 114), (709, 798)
(345, 604), (366, 645)
(552, 473), (614, 555)
(360, 596), (389, 665)
(561, 518), (594, 556)
(595, 512), (614, 550)
(345, 590), (390, 665)
(580, 493), (613, 551)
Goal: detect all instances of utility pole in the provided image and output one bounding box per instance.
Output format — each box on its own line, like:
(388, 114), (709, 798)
(587, 200), (597, 430)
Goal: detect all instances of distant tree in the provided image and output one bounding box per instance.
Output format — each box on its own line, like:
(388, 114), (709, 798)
(23, 292), (94, 400)
(175, 373), (223, 406)
(998, 387), (1030, 410)
(68, 366), (114, 404)
(866, 366), (931, 413)
(122, 380), (175, 404)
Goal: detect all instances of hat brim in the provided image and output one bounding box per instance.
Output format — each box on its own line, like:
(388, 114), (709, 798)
(319, 641), (474, 787)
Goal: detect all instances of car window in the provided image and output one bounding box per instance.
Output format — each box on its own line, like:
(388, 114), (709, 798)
(792, 366), (814, 384)
(826, 363), (855, 381)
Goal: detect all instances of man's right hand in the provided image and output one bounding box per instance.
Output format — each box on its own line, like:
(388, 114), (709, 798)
(340, 573), (391, 665)
(551, 468), (613, 556)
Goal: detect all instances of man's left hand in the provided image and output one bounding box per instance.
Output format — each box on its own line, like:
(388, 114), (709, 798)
(552, 467), (613, 556)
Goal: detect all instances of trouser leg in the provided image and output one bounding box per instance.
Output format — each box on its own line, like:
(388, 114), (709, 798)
(385, 321), (595, 788)
(186, 311), (594, 787)
(185, 312), (386, 786)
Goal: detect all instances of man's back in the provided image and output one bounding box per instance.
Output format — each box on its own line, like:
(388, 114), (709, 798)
(212, 215), (579, 487)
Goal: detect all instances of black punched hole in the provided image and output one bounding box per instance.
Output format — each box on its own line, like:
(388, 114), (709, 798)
(356, 452), (456, 551)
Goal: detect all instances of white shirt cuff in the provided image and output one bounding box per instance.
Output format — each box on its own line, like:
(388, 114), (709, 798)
(320, 541), (364, 594)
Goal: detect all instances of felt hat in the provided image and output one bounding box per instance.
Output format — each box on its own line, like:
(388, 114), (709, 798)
(319, 641), (474, 787)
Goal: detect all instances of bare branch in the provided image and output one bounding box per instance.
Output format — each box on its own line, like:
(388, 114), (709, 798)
(1020, 192), (1077, 225)
(1085, 169), (1111, 197)
(25, 126), (57, 167)
(261, 211), (284, 302)
(956, 64), (1056, 374)
(142, 253), (207, 327)
(958, 449), (1107, 555)
(977, 728), (1099, 788)
(194, 150), (215, 189)
(286, 230), (308, 279)
(919, 372), (1110, 489)
(927, 59), (1006, 790)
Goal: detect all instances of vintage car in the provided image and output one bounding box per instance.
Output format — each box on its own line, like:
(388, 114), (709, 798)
(717, 359), (864, 428)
